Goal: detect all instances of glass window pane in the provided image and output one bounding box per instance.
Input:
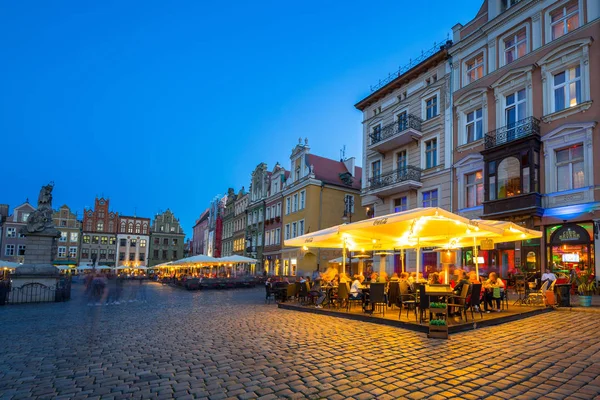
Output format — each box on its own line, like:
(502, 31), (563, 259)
(517, 30), (526, 42)
(575, 80), (581, 104)
(567, 14), (579, 32)
(467, 111), (474, 122)
(517, 102), (526, 120)
(506, 93), (515, 105)
(475, 120), (482, 140)
(522, 167), (530, 193)
(476, 108), (482, 118)
(490, 176), (496, 201)
(505, 37), (514, 47)
(552, 22), (564, 39)
(517, 42), (526, 57)
(556, 149), (569, 163)
(554, 71), (565, 85)
(517, 89), (526, 101)
(569, 82), (579, 107)
(497, 157), (520, 199)
(467, 173), (474, 184)
(554, 87), (565, 111)
(571, 144), (583, 159)
(550, 8), (563, 22)
(557, 165), (569, 191)
(572, 161), (585, 188)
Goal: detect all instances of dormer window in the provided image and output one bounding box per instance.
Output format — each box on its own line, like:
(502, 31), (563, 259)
(295, 167), (300, 181)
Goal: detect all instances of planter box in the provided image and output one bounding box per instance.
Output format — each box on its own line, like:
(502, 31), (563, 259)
(428, 325), (448, 339)
(579, 295), (592, 307)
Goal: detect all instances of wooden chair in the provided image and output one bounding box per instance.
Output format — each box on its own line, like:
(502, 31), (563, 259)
(336, 283), (350, 310)
(369, 283), (387, 316)
(417, 284), (430, 323)
(399, 281), (417, 320)
(466, 283), (484, 321)
(447, 283), (470, 321)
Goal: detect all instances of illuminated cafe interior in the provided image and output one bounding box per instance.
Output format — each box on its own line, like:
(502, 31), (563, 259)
(547, 223), (595, 274)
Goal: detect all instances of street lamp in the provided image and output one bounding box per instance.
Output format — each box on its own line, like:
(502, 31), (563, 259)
(343, 196), (354, 223)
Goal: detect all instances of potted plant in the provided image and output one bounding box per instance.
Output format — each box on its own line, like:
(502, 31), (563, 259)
(574, 268), (596, 307)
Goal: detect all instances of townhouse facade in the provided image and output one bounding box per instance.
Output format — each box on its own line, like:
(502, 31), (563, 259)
(450, 0), (599, 277)
(52, 205), (81, 268)
(116, 215), (150, 268)
(1, 202), (35, 263)
(191, 209), (209, 256)
(148, 209), (185, 267)
(233, 189), (248, 256)
(81, 197), (118, 267)
(263, 163), (287, 275)
(281, 139), (367, 277)
(355, 40), (454, 272)
(221, 188), (237, 257)
(246, 163), (270, 271)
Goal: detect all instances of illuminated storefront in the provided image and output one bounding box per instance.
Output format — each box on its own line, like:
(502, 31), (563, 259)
(547, 223), (595, 273)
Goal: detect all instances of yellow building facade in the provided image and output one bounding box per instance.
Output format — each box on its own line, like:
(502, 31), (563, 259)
(281, 139), (366, 276)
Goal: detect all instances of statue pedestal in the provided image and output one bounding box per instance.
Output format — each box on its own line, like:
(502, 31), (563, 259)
(23, 228), (60, 265)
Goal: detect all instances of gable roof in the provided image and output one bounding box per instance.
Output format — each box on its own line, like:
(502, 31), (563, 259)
(305, 154), (362, 190)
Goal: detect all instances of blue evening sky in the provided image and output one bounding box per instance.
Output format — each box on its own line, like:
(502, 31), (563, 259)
(0, 0), (482, 236)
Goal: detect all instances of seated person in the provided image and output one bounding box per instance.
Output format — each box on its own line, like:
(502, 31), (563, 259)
(390, 272), (399, 282)
(483, 272), (505, 312)
(428, 272), (441, 285)
(350, 275), (364, 299)
(311, 279), (327, 309)
(370, 272), (379, 283)
(468, 271), (481, 284)
(408, 272), (416, 284)
(399, 272), (414, 292)
(541, 269), (557, 287)
(453, 270), (470, 295)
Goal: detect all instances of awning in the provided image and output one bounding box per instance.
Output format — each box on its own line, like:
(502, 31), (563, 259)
(219, 255), (258, 264)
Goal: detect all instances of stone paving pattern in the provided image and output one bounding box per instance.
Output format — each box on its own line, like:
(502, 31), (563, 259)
(1, 283), (600, 400)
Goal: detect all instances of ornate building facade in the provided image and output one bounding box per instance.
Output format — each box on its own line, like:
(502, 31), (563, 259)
(148, 209), (185, 267)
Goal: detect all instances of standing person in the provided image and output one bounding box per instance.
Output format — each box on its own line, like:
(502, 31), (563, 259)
(138, 276), (147, 303)
(115, 274), (124, 304)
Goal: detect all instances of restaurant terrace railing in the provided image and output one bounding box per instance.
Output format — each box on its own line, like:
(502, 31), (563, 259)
(364, 166), (422, 192)
(369, 114), (423, 146)
(370, 40), (453, 92)
(484, 117), (540, 150)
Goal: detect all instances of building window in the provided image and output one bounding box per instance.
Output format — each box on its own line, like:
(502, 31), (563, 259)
(422, 190), (438, 207)
(504, 29), (527, 65)
(61, 220), (67, 227)
(173, 238), (179, 245)
(495, 157), (521, 199)
(292, 222), (297, 238)
(466, 54), (484, 84)
(163, 238), (169, 246)
(425, 96), (438, 120)
(17, 245), (26, 256)
(371, 124), (382, 143)
(139, 253), (145, 262)
(70, 232), (78, 242)
(293, 193), (298, 212)
(371, 160), (381, 180)
(556, 144), (584, 191)
(21, 212), (30, 222)
(504, 89), (527, 138)
(425, 139), (438, 169)
(135, 224), (141, 234)
(92, 236), (99, 244)
(81, 249), (89, 259)
(299, 220), (305, 236)
(119, 238), (127, 247)
(276, 228), (281, 244)
(99, 249), (107, 259)
(129, 253), (135, 261)
(266, 207), (270, 220)
(286, 197), (291, 215)
(83, 235), (90, 244)
(344, 194), (355, 213)
(277, 203), (281, 217)
(6, 227), (15, 238)
(97, 221), (104, 232)
(142, 224), (148, 234)
(58, 246), (67, 258)
(69, 247), (77, 258)
(130, 239), (137, 248)
(141, 239), (148, 247)
(109, 237), (116, 245)
(108, 221), (114, 232)
(127, 223), (133, 233)
(465, 109), (483, 143)
(120, 222), (126, 232)
(300, 190), (306, 210)
(553, 66), (581, 112)
(465, 171), (484, 208)
(285, 224), (290, 240)
(394, 197), (407, 213)
(101, 236), (108, 245)
(550, 1), (579, 41)
(108, 250), (115, 260)
(397, 150), (407, 172)
(153, 237), (159, 245)
(153, 249), (159, 258)
(162, 250), (168, 260)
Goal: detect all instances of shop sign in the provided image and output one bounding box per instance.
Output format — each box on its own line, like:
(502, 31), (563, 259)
(480, 239), (494, 250)
(558, 229), (580, 242)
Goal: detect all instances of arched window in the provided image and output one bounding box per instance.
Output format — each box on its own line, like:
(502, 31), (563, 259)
(108, 221), (114, 232)
(120, 222), (126, 232)
(128, 222), (133, 233)
(497, 157), (521, 199)
(135, 223), (141, 234)
(142, 223), (148, 234)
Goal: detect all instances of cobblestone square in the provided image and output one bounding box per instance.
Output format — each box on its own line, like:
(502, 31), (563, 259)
(1, 283), (599, 399)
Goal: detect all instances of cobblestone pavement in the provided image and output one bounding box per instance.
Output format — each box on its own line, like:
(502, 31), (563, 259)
(1, 283), (600, 400)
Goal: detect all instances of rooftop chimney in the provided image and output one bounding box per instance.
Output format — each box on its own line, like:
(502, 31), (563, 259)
(343, 157), (356, 177)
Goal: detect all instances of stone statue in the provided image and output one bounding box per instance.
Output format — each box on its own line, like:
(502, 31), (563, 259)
(25, 183), (56, 233)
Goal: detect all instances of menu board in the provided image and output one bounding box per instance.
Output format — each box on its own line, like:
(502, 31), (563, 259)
(562, 253), (580, 262)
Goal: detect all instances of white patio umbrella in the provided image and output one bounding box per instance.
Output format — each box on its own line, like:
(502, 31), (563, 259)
(0, 261), (23, 268)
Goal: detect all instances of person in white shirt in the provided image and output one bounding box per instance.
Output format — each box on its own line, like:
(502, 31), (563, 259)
(350, 275), (364, 299)
(541, 269), (557, 286)
(483, 272), (505, 312)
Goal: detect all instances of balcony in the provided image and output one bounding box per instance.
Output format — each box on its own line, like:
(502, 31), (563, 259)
(484, 117), (540, 150)
(368, 115), (423, 153)
(363, 166), (422, 197)
(483, 192), (543, 218)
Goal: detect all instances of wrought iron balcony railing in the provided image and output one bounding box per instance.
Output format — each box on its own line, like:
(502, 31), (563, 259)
(369, 114), (422, 146)
(484, 117), (540, 149)
(365, 165), (422, 192)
